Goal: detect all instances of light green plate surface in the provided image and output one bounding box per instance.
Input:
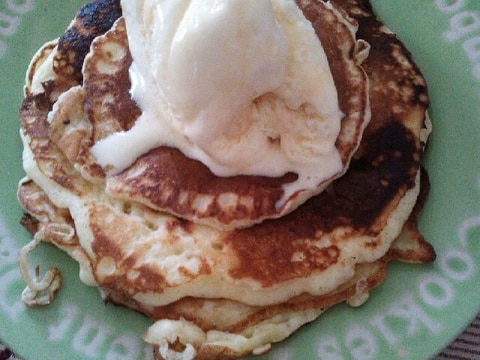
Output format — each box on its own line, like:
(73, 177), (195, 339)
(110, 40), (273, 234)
(1, 1), (479, 359)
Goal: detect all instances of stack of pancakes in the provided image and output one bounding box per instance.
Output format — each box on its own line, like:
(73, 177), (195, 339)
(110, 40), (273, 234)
(17, 0), (435, 359)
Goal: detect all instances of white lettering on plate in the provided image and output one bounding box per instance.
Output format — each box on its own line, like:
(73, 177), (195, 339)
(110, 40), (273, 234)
(436, 0), (480, 82)
(48, 304), (80, 341)
(345, 325), (377, 360)
(45, 300), (154, 359)
(5, 0), (34, 14)
(0, 267), (25, 322)
(0, 12), (20, 36)
(0, 0), (35, 59)
(317, 336), (344, 360)
(417, 273), (454, 308)
(72, 315), (114, 358)
(106, 333), (142, 360)
(435, 0), (466, 13)
(0, 218), (24, 322)
(443, 11), (480, 42)
(459, 215), (480, 248)
(0, 224), (21, 267)
(371, 294), (443, 346)
(0, 39), (5, 58)
(267, 347), (293, 360)
(439, 249), (476, 281)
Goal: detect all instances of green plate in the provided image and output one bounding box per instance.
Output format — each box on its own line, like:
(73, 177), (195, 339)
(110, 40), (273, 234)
(1, 1), (479, 359)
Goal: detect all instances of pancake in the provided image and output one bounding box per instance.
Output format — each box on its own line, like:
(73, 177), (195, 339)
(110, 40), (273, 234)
(38, 0), (372, 231)
(17, 0), (435, 358)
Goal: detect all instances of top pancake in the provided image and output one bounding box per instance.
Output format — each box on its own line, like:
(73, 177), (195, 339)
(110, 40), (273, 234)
(37, 0), (371, 231)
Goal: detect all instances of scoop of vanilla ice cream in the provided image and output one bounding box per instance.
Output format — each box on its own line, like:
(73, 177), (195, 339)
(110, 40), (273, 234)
(91, 0), (343, 199)
(165, 0), (290, 148)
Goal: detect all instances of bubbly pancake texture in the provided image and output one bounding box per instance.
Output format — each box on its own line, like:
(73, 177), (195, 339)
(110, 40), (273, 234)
(17, 0), (435, 358)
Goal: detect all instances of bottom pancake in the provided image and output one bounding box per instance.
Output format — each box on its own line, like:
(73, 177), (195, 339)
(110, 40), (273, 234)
(17, 171), (429, 359)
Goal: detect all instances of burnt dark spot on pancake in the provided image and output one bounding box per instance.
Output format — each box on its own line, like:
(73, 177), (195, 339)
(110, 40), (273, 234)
(361, 120), (419, 185)
(56, 30), (94, 80)
(20, 95), (51, 138)
(317, 121), (419, 231)
(55, 0), (122, 82)
(78, 0), (122, 32)
(225, 120), (419, 285)
(20, 93), (50, 116)
(20, 212), (39, 236)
